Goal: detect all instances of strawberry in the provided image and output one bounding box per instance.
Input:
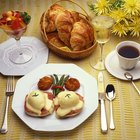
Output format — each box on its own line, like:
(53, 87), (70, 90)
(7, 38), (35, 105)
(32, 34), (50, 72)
(7, 20), (12, 25)
(10, 19), (22, 29)
(15, 12), (21, 18)
(0, 18), (7, 24)
(2, 12), (7, 18)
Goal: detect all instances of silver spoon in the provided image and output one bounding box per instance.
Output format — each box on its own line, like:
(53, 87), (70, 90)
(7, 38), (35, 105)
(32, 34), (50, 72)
(124, 72), (140, 95)
(106, 84), (116, 130)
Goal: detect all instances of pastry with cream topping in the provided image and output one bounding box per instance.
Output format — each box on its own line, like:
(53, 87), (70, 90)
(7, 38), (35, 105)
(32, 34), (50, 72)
(24, 90), (54, 117)
(53, 91), (84, 118)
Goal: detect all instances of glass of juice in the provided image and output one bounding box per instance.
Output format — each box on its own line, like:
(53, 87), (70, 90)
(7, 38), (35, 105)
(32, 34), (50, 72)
(90, 15), (114, 70)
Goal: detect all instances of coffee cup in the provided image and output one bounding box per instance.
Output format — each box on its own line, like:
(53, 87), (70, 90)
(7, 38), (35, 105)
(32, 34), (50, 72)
(116, 41), (140, 70)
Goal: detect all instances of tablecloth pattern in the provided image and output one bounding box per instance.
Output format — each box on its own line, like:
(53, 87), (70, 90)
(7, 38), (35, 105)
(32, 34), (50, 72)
(0, 0), (140, 140)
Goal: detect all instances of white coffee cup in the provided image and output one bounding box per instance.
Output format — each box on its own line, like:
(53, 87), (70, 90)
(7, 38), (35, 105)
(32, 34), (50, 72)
(116, 41), (140, 70)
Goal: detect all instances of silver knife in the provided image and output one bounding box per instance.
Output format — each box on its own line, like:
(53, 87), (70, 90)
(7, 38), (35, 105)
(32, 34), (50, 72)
(98, 72), (107, 133)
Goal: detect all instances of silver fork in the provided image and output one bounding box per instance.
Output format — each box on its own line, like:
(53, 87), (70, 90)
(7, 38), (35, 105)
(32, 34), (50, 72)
(1, 76), (14, 134)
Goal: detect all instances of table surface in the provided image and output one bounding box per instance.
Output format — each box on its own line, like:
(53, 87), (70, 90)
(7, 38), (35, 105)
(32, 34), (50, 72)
(0, 0), (140, 140)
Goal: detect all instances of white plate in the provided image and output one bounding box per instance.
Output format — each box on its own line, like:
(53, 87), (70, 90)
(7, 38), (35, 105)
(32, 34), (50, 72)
(12, 64), (98, 132)
(0, 36), (49, 76)
(105, 51), (140, 80)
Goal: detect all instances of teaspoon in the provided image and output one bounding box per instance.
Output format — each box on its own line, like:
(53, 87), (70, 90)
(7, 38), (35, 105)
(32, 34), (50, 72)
(124, 72), (140, 95)
(106, 84), (116, 130)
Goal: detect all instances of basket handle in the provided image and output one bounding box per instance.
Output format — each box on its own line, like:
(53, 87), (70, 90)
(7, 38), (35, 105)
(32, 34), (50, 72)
(53, 0), (91, 21)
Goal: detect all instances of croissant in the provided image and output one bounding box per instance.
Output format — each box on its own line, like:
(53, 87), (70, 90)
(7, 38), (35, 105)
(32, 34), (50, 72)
(55, 11), (80, 47)
(42, 4), (94, 51)
(70, 19), (94, 51)
(42, 4), (65, 33)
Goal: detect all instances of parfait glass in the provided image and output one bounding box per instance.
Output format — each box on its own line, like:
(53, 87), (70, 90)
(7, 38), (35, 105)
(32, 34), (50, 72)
(0, 10), (32, 64)
(90, 15), (114, 70)
(3, 25), (32, 64)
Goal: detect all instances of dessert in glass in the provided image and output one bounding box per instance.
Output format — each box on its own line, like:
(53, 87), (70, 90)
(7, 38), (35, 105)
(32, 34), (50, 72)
(0, 10), (31, 64)
(90, 15), (114, 70)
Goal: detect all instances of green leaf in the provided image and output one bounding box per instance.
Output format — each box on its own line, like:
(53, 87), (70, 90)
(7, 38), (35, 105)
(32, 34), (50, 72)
(20, 12), (31, 24)
(88, 3), (96, 12)
(111, 0), (124, 9)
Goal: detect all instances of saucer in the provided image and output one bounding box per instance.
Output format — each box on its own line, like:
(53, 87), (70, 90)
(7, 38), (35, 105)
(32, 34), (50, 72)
(105, 51), (140, 80)
(0, 36), (49, 76)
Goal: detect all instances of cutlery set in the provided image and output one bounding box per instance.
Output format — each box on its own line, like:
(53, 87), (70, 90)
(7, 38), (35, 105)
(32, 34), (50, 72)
(98, 71), (140, 133)
(98, 72), (116, 133)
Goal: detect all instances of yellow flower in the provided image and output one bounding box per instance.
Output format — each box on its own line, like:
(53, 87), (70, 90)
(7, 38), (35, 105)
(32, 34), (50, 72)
(112, 22), (128, 37)
(109, 9), (127, 24)
(130, 16), (140, 36)
(94, 0), (111, 15)
(89, 0), (140, 37)
(123, 0), (140, 15)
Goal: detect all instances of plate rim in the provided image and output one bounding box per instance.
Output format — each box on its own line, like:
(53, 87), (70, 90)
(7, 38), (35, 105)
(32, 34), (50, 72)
(0, 36), (49, 76)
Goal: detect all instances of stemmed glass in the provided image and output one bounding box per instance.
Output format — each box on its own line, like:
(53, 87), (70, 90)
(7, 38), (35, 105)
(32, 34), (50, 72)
(0, 11), (32, 64)
(90, 15), (114, 70)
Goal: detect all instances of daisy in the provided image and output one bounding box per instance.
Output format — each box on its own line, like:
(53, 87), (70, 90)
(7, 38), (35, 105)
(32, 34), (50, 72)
(112, 22), (128, 37)
(130, 16), (140, 36)
(109, 9), (127, 23)
(88, 0), (140, 37)
(123, 0), (140, 15)
(94, 0), (111, 15)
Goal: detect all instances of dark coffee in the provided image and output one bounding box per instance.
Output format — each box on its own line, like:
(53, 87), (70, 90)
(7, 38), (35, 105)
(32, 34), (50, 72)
(118, 46), (140, 58)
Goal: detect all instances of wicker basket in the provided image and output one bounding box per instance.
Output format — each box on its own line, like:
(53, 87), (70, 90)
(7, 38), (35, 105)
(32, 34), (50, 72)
(40, 0), (97, 59)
